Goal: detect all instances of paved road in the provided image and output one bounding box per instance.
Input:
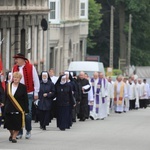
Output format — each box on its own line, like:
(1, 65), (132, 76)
(0, 108), (150, 150)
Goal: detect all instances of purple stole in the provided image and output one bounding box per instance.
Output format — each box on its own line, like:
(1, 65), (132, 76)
(90, 78), (101, 113)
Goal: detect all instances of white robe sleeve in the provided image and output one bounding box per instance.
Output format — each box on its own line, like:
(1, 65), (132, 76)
(32, 65), (40, 96)
(101, 78), (108, 97)
(82, 84), (91, 94)
(110, 82), (114, 99)
(124, 83), (128, 98)
(88, 83), (94, 102)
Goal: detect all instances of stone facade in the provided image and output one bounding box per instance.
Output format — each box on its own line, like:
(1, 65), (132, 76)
(48, 0), (89, 75)
(0, 0), (49, 73)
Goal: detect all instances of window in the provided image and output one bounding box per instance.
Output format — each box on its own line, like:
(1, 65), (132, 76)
(21, 0), (27, 6)
(49, 0), (60, 23)
(81, 3), (85, 16)
(50, 2), (56, 19)
(80, 0), (88, 19)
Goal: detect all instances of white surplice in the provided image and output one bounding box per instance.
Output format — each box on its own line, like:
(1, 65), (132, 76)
(107, 81), (114, 115)
(114, 81), (127, 112)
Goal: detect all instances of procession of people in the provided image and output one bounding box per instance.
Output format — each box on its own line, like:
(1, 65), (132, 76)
(0, 53), (150, 143)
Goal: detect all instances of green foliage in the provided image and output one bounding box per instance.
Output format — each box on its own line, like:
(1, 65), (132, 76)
(116, 0), (150, 66)
(131, 46), (150, 66)
(87, 0), (150, 67)
(88, 0), (103, 49)
(113, 69), (122, 76)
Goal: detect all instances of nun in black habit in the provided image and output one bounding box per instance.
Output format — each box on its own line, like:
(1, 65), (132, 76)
(38, 71), (55, 130)
(64, 71), (77, 123)
(55, 75), (75, 131)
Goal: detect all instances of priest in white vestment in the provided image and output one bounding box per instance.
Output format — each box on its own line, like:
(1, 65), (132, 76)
(143, 79), (150, 108)
(138, 79), (147, 108)
(107, 77), (114, 115)
(127, 77), (136, 110)
(123, 77), (129, 112)
(84, 73), (94, 119)
(90, 72), (108, 120)
(134, 79), (140, 108)
(114, 75), (127, 113)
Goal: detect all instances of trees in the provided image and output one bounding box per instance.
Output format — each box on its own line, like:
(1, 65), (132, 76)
(114, 0), (150, 66)
(88, 0), (150, 67)
(87, 0), (103, 49)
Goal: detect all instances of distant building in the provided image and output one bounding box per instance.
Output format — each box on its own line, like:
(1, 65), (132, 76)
(48, 0), (89, 75)
(0, 0), (49, 73)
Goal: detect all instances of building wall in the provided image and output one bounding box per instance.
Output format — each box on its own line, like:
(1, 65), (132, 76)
(48, 0), (88, 75)
(0, 0), (49, 74)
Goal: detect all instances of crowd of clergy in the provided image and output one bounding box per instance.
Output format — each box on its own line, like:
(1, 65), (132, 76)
(1, 69), (150, 132)
(34, 70), (150, 129)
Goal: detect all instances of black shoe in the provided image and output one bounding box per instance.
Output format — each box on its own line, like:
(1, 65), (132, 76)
(43, 126), (46, 130)
(79, 118), (85, 121)
(72, 119), (76, 122)
(79, 119), (85, 121)
(60, 128), (65, 131)
(90, 116), (94, 120)
(12, 139), (17, 143)
(9, 136), (12, 141)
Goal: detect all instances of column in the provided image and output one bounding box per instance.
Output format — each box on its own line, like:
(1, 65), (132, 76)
(6, 28), (11, 70)
(63, 27), (69, 71)
(82, 38), (87, 61)
(56, 47), (60, 75)
(39, 26), (44, 72)
(2, 28), (6, 71)
(27, 26), (32, 60)
(43, 28), (48, 71)
(31, 24), (35, 64)
(60, 47), (63, 73)
(34, 26), (38, 65)
(14, 15), (20, 54)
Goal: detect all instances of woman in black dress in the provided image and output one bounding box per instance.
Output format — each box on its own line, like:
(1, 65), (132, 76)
(4, 72), (29, 143)
(55, 75), (76, 131)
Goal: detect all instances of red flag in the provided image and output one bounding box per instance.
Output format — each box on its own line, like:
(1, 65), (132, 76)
(0, 54), (5, 90)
